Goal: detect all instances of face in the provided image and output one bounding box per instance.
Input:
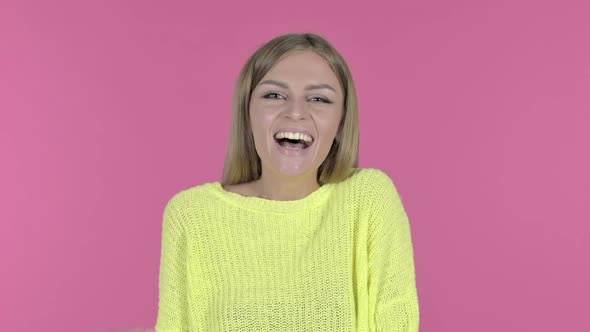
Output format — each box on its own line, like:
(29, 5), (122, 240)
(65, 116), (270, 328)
(249, 50), (344, 180)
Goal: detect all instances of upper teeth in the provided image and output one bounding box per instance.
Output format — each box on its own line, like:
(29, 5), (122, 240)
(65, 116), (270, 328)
(275, 132), (313, 143)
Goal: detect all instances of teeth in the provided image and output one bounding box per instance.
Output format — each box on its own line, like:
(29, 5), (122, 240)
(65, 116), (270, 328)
(274, 132), (313, 143)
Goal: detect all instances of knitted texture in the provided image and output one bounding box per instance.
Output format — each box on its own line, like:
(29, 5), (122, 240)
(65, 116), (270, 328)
(155, 167), (419, 331)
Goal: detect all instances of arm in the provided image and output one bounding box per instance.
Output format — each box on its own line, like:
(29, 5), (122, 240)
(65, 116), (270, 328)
(368, 172), (420, 331)
(154, 199), (189, 331)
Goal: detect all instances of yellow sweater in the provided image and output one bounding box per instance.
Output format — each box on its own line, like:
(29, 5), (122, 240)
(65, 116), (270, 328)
(155, 168), (419, 331)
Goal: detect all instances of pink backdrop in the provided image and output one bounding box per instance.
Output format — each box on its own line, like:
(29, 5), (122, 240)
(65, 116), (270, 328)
(1, 0), (588, 331)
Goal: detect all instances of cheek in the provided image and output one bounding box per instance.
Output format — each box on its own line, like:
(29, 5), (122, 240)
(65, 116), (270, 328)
(251, 108), (280, 125)
(317, 113), (342, 135)
(249, 110), (277, 139)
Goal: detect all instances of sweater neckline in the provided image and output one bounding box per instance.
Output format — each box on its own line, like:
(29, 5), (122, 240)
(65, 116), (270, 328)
(206, 181), (333, 213)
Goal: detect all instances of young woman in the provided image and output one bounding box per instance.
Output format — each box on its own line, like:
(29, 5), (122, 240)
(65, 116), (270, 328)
(154, 32), (419, 331)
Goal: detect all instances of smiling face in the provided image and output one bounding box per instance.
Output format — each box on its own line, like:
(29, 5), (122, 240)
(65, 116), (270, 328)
(249, 50), (344, 181)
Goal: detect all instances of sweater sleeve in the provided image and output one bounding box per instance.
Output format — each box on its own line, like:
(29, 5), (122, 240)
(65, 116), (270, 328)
(154, 198), (189, 331)
(367, 171), (420, 331)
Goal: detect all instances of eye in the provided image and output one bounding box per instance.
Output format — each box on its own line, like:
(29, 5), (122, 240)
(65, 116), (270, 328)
(262, 92), (333, 104)
(262, 92), (285, 100)
(310, 96), (333, 104)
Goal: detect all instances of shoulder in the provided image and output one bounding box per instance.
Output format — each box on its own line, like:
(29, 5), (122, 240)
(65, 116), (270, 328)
(353, 167), (393, 183)
(347, 167), (397, 195)
(162, 182), (217, 220)
(348, 167), (403, 210)
(221, 182), (255, 196)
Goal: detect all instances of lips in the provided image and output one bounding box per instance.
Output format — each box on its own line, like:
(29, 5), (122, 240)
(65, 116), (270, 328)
(273, 127), (315, 144)
(273, 135), (314, 149)
(273, 136), (314, 156)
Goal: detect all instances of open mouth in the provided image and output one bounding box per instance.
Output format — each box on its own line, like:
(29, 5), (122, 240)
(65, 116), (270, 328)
(273, 135), (314, 150)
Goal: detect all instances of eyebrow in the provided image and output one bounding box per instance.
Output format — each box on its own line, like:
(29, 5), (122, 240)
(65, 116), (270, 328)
(258, 79), (337, 93)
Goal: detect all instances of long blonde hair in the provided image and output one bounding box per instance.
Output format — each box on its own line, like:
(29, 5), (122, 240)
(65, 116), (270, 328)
(222, 32), (360, 186)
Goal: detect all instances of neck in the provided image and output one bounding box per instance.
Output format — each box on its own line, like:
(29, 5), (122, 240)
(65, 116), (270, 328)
(253, 169), (320, 201)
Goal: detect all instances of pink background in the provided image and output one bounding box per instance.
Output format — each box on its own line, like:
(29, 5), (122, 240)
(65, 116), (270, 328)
(1, 0), (588, 331)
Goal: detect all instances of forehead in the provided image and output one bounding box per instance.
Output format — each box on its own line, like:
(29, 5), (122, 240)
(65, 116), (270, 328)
(261, 51), (340, 91)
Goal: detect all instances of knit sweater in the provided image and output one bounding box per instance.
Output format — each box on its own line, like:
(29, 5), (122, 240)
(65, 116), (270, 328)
(154, 167), (419, 331)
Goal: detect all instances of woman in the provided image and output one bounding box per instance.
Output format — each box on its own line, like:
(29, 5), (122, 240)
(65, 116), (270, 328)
(154, 32), (419, 331)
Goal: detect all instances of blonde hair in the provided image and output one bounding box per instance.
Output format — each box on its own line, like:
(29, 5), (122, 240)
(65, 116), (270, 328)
(221, 32), (360, 186)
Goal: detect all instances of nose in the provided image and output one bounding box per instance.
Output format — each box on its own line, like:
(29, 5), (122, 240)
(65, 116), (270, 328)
(283, 97), (309, 120)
